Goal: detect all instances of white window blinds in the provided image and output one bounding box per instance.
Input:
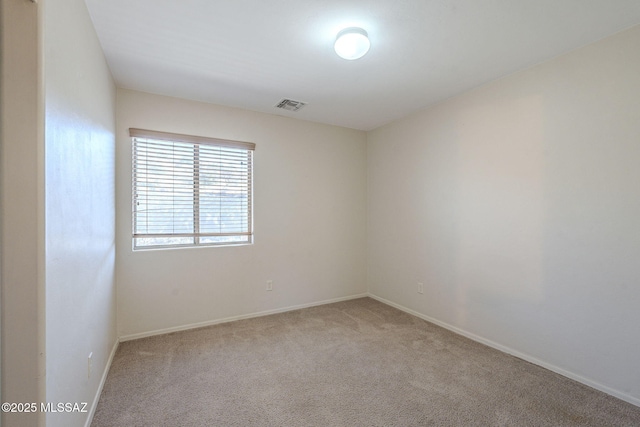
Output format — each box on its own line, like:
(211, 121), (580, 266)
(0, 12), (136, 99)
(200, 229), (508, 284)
(130, 128), (255, 249)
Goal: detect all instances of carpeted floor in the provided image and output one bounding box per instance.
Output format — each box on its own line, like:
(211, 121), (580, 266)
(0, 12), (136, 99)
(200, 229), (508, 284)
(92, 297), (640, 426)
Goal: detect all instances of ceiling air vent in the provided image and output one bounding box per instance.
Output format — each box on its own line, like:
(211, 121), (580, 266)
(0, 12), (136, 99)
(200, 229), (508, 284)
(275, 99), (307, 112)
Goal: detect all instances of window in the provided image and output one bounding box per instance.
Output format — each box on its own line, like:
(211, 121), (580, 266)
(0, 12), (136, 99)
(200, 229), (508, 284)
(130, 128), (255, 249)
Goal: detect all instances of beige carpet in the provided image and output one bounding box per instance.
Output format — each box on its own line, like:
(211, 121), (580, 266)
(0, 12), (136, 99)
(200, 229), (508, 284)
(92, 297), (640, 426)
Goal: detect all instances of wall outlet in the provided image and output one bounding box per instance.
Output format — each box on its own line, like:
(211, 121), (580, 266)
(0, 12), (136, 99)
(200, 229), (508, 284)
(88, 352), (93, 379)
(417, 282), (424, 294)
(266, 280), (273, 291)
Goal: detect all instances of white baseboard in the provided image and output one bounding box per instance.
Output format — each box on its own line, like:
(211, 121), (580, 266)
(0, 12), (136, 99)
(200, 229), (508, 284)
(368, 293), (640, 408)
(84, 339), (119, 427)
(119, 293), (369, 342)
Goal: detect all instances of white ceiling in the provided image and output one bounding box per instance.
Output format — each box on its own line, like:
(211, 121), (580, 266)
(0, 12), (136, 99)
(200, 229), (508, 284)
(84, 0), (640, 131)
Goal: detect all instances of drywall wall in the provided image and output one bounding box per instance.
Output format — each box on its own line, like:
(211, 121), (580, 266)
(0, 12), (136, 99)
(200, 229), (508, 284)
(44, 0), (117, 425)
(116, 89), (367, 337)
(1, 0), (45, 425)
(367, 25), (640, 404)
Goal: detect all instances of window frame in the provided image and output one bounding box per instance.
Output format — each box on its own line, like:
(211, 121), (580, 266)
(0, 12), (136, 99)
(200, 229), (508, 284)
(130, 128), (255, 250)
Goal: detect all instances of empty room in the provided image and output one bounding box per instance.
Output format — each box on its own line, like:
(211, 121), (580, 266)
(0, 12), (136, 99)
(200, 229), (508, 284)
(2, 0), (640, 426)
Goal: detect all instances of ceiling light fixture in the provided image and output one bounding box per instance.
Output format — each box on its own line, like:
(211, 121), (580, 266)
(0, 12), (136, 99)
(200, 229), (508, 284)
(334, 27), (370, 60)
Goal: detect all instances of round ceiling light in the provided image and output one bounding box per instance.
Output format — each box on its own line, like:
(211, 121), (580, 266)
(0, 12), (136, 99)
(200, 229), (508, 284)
(334, 27), (370, 60)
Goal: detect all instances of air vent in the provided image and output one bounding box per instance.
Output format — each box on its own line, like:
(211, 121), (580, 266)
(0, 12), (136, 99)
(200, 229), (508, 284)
(275, 99), (307, 112)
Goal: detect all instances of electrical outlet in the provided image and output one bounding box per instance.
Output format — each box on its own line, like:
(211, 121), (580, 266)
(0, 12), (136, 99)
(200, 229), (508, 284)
(417, 282), (424, 294)
(88, 352), (93, 379)
(266, 280), (273, 291)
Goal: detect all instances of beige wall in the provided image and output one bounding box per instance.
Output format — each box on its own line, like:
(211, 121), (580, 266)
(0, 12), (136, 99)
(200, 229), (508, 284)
(43, 0), (117, 426)
(1, 0), (45, 425)
(2, 1), (117, 425)
(116, 89), (368, 338)
(367, 25), (640, 405)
